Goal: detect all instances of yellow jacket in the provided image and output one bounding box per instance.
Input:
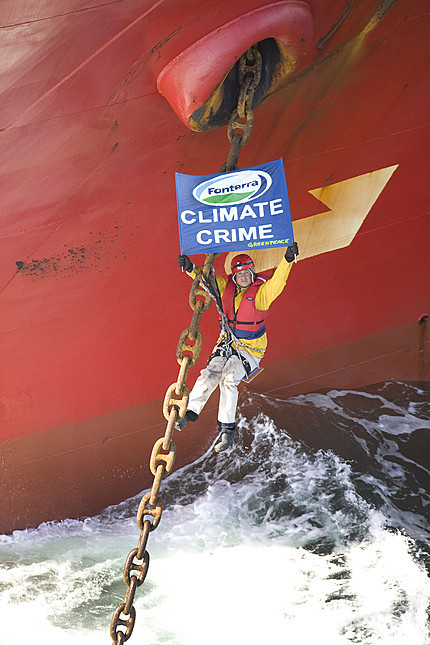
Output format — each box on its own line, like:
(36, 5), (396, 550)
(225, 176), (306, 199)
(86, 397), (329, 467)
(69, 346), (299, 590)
(189, 257), (293, 357)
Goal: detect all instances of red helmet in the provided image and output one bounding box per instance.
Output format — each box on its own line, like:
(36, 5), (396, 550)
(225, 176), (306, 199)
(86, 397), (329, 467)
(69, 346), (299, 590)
(231, 254), (255, 274)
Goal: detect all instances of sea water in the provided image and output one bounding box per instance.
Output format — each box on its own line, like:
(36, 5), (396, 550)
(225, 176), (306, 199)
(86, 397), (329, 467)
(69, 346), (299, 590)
(1, 382), (429, 644)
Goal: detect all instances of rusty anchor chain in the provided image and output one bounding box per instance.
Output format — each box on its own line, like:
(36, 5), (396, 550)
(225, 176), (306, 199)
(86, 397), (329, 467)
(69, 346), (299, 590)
(110, 44), (262, 645)
(220, 44), (262, 173)
(109, 254), (216, 644)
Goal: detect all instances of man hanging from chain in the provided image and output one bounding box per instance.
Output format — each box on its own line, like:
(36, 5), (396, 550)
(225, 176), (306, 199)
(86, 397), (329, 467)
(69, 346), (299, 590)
(176, 243), (298, 452)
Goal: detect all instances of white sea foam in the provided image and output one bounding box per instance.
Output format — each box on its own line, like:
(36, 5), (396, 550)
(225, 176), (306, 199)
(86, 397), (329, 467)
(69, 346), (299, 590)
(2, 536), (429, 644)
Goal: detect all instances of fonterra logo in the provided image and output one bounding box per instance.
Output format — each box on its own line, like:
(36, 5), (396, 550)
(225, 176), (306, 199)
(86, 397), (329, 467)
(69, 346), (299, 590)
(193, 169), (272, 206)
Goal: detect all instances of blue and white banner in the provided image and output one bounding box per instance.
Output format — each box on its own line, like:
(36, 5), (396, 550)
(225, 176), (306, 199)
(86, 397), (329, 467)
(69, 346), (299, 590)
(175, 158), (294, 255)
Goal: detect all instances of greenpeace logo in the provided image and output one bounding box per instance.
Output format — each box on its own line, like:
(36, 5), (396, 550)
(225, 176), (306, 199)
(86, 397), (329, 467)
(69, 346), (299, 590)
(193, 170), (272, 206)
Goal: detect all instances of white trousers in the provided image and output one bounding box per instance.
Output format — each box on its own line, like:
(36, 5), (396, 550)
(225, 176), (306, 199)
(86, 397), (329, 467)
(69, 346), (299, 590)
(187, 347), (261, 424)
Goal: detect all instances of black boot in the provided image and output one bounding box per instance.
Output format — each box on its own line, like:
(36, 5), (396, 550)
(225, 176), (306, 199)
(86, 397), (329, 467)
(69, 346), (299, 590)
(174, 409), (199, 431)
(214, 421), (236, 453)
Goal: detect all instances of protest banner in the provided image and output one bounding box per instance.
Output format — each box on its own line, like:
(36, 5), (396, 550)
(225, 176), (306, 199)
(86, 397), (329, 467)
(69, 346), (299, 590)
(176, 159), (294, 255)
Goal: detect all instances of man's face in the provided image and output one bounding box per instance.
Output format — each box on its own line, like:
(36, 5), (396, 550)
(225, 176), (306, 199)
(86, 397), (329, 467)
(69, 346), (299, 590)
(235, 269), (253, 288)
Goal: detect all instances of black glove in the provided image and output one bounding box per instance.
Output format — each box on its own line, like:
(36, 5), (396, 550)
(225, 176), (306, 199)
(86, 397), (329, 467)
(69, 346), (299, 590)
(178, 254), (193, 272)
(285, 242), (299, 263)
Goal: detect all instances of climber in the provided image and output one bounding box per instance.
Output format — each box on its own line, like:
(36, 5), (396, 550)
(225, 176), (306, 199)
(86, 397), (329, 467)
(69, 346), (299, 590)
(176, 242), (298, 452)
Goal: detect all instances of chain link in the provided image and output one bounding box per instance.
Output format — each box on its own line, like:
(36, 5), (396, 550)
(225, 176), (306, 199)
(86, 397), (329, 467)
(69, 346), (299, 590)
(110, 44), (262, 644)
(176, 328), (203, 366)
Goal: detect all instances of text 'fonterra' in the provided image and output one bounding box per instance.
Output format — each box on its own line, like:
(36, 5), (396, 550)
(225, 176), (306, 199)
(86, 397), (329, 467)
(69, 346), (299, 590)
(175, 159), (294, 255)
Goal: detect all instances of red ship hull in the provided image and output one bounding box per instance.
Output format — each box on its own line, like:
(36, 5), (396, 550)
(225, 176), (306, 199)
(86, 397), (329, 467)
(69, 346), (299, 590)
(1, 0), (429, 533)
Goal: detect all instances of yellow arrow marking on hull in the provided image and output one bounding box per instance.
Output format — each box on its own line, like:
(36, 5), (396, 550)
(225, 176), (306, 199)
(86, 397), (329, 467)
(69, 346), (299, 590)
(225, 164), (398, 273)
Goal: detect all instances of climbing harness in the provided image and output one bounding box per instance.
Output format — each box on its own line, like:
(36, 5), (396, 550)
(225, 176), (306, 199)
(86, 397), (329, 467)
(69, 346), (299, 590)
(198, 270), (265, 387)
(110, 45), (262, 644)
(199, 270), (266, 356)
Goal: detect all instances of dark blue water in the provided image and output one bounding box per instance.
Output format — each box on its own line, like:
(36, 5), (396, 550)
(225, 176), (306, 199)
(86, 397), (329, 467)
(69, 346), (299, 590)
(1, 381), (429, 644)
